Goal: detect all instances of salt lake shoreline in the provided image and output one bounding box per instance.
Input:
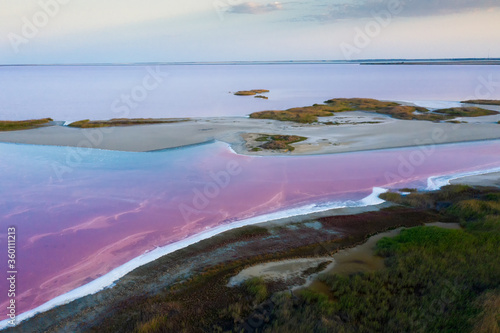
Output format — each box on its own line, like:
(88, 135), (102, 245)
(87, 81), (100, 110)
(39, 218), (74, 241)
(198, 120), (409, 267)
(2, 167), (500, 331)
(0, 188), (389, 330)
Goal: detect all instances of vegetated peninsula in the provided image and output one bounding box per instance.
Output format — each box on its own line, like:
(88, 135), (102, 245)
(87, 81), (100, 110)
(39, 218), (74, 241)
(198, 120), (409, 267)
(249, 98), (499, 123)
(0, 118), (53, 131)
(462, 99), (500, 106)
(67, 118), (190, 128)
(20, 183), (500, 332)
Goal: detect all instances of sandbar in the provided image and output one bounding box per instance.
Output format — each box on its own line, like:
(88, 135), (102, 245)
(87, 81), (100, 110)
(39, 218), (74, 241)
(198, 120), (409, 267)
(0, 111), (499, 155)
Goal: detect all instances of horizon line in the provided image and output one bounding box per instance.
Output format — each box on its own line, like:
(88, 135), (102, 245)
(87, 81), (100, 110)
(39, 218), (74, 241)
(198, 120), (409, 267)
(1, 57), (500, 67)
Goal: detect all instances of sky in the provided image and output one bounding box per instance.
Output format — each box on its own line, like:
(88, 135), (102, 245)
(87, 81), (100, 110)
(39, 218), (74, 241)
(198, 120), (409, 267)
(0, 0), (499, 64)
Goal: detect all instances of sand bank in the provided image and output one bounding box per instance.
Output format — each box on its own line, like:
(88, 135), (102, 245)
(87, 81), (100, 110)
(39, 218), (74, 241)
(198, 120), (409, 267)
(0, 112), (499, 155)
(450, 172), (500, 187)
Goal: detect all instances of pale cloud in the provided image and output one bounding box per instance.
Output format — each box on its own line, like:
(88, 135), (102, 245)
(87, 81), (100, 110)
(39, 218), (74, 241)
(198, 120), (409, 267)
(306, 0), (500, 21)
(229, 2), (284, 14)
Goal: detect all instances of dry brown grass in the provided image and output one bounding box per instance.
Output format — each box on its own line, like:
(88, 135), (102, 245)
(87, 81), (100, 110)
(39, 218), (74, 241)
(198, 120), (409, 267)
(68, 118), (189, 128)
(250, 106), (335, 123)
(462, 100), (500, 106)
(250, 98), (499, 123)
(434, 107), (499, 117)
(0, 118), (53, 131)
(323, 97), (399, 111)
(234, 89), (270, 96)
(472, 290), (500, 333)
(256, 134), (307, 151)
(250, 98), (429, 123)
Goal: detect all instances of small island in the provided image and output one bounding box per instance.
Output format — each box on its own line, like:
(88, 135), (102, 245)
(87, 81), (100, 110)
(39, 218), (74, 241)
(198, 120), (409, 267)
(250, 98), (499, 123)
(234, 89), (270, 96)
(462, 100), (500, 106)
(0, 118), (53, 131)
(246, 134), (307, 152)
(434, 107), (498, 117)
(67, 118), (190, 128)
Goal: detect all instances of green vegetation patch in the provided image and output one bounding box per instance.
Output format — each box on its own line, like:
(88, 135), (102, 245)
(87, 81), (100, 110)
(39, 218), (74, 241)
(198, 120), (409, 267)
(462, 99), (500, 106)
(399, 188), (418, 193)
(0, 118), (53, 131)
(323, 97), (400, 111)
(434, 107), (498, 117)
(67, 118), (189, 128)
(250, 106), (337, 123)
(263, 186), (500, 332)
(255, 134), (307, 151)
(245, 277), (269, 304)
(375, 105), (443, 121)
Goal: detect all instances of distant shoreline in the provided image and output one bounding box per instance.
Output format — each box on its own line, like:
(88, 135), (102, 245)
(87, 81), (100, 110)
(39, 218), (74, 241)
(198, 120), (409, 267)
(364, 60), (500, 66)
(1, 58), (499, 67)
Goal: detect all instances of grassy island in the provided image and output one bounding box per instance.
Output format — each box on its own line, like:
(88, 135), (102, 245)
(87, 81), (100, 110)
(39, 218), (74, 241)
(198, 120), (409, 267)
(67, 118), (189, 128)
(250, 98), (499, 123)
(434, 107), (499, 117)
(249, 106), (336, 123)
(234, 89), (270, 96)
(252, 134), (307, 152)
(462, 100), (500, 106)
(0, 118), (53, 131)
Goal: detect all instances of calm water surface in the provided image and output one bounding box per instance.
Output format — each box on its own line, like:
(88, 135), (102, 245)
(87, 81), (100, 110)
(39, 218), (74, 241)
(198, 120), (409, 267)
(1, 64), (499, 121)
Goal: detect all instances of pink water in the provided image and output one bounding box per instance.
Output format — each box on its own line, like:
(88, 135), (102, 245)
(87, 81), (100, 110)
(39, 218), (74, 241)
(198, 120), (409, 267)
(1, 140), (499, 316)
